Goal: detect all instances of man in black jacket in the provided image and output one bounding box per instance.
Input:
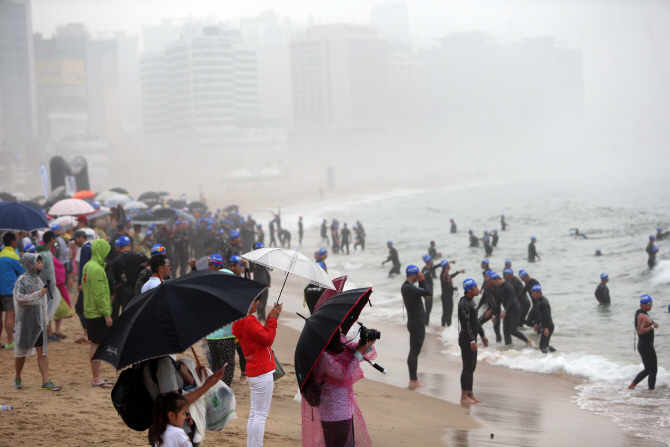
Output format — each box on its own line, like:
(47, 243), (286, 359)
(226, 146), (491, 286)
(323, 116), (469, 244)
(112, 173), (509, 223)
(111, 236), (149, 321)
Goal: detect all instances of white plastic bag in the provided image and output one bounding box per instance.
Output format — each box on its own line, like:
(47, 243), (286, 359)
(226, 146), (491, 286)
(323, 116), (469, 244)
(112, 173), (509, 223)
(200, 368), (237, 431)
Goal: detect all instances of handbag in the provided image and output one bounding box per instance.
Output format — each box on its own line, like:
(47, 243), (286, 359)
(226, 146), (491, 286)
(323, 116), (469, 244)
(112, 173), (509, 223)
(272, 349), (285, 381)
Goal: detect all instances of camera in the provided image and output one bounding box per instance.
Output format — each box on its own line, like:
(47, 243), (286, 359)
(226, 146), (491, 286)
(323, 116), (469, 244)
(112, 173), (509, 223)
(358, 323), (381, 345)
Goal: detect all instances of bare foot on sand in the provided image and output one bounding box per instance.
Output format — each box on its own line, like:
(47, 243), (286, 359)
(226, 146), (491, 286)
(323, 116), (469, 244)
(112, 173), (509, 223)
(468, 394), (482, 404)
(408, 380), (426, 390)
(239, 376), (248, 386)
(460, 397), (477, 405)
(527, 339), (534, 347)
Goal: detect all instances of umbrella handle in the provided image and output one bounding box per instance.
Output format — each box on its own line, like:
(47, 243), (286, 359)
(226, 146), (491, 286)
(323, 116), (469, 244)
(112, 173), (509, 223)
(191, 346), (202, 369)
(275, 269), (290, 305)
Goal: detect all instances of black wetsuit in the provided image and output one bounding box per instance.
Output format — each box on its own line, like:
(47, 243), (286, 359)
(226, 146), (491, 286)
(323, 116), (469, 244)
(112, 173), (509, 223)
(595, 282), (610, 304)
(523, 278), (541, 326)
(510, 276), (530, 328)
(656, 230), (670, 241)
(340, 227), (351, 254)
(632, 310), (657, 389)
(458, 296), (485, 391)
(440, 268), (461, 327)
(528, 242), (539, 262)
(450, 222), (457, 234)
(172, 229), (189, 277)
(469, 234), (479, 247)
(534, 295), (555, 353)
(401, 279), (431, 381)
(298, 221), (303, 245)
(304, 284), (325, 315)
(269, 220), (277, 247)
(428, 246), (439, 259)
(648, 250), (657, 269)
(224, 242), (241, 263)
(498, 281), (528, 345)
(320, 222), (329, 244)
(111, 251), (149, 320)
(501, 217), (507, 231)
(386, 247), (401, 276)
(421, 264), (440, 326)
(477, 273), (501, 343)
(491, 233), (499, 247)
(483, 241), (493, 256)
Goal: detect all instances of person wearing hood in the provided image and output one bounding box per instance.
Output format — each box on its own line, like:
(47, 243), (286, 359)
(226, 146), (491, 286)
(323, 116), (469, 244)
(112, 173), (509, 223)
(82, 239), (113, 388)
(36, 231), (62, 342)
(0, 232), (24, 349)
(12, 253), (62, 391)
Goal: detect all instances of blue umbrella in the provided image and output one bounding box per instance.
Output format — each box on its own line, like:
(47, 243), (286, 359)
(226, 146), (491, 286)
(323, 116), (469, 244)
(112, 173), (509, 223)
(0, 202), (50, 232)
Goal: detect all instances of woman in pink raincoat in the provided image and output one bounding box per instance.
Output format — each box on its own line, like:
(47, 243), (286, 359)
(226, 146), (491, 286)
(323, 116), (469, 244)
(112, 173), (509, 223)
(52, 251), (73, 338)
(301, 329), (377, 447)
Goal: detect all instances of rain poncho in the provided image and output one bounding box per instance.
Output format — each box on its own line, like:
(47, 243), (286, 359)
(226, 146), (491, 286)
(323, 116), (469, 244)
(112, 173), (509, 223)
(82, 239), (111, 319)
(301, 333), (376, 447)
(53, 254), (73, 321)
(36, 245), (62, 320)
(13, 253), (48, 357)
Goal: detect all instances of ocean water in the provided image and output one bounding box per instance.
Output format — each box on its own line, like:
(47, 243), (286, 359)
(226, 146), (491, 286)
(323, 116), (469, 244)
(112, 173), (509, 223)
(281, 175), (670, 445)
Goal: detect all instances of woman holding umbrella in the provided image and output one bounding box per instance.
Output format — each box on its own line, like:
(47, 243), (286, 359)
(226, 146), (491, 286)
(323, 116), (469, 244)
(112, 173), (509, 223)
(232, 297), (283, 447)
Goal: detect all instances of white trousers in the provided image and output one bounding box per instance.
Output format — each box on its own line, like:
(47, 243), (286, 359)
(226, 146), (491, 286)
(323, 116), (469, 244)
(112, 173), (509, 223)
(247, 371), (274, 447)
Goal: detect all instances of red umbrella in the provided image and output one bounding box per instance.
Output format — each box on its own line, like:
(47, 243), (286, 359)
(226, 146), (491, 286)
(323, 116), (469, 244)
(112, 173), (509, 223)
(72, 190), (95, 200)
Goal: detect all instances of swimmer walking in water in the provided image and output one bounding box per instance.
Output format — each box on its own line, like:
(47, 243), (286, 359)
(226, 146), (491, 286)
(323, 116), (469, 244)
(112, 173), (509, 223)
(595, 273), (610, 304)
(458, 278), (489, 404)
(629, 295), (658, 390)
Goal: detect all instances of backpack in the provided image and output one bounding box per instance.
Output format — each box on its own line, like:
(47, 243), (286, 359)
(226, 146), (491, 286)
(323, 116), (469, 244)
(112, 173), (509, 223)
(111, 361), (154, 431)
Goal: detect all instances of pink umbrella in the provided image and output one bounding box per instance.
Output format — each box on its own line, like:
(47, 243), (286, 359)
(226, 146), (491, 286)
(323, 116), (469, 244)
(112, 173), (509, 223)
(48, 198), (95, 216)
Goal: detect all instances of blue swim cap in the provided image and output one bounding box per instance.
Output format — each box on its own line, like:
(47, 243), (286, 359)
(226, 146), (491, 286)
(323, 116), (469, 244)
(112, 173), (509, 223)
(323, 219), (327, 222)
(531, 236), (537, 241)
(653, 246), (659, 252)
(485, 270), (493, 277)
(92, 200), (101, 209)
(505, 259), (511, 265)
(640, 294), (652, 304)
(600, 273), (608, 280)
(50, 223), (60, 231)
(218, 229), (224, 235)
(24, 243), (36, 253)
(229, 255), (242, 266)
(149, 224), (156, 230)
(423, 254), (432, 263)
(316, 261), (325, 270)
(145, 230), (153, 236)
(230, 230), (240, 240)
(501, 214), (504, 217)
(207, 225), (213, 231)
(440, 260), (449, 268)
(484, 230), (489, 234)
(208, 254), (223, 266)
(406, 265), (420, 276)
(519, 269), (528, 278)
(318, 248), (327, 256)
(115, 236), (131, 247)
(489, 272), (500, 280)
(649, 235), (655, 240)
(596, 249), (601, 253)
(468, 229), (473, 233)
(463, 278), (477, 291)
(344, 223), (347, 226)
(531, 284), (542, 292)
(254, 241), (264, 249)
(150, 244), (166, 256)
(387, 240), (393, 245)
(504, 268), (513, 276)
(657, 227), (662, 231)
(257, 223), (262, 228)
(481, 259), (489, 265)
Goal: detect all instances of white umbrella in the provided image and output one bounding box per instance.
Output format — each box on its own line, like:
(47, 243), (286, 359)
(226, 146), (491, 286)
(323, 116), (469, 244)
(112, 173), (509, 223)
(123, 200), (149, 210)
(95, 190), (119, 201)
(48, 198), (95, 216)
(49, 215), (77, 231)
(104, 194), (132, 207)
(242, 246), (335, 303)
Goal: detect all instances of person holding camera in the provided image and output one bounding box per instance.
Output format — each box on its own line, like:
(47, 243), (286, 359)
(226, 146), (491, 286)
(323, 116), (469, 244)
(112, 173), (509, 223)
(401, 264), (432, 390)
(457, 279), (488, 404)
(301, 327), (377, 447)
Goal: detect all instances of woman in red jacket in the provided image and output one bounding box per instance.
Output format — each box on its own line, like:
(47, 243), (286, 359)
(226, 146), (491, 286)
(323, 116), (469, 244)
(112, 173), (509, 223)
(232, 299), (282, 447)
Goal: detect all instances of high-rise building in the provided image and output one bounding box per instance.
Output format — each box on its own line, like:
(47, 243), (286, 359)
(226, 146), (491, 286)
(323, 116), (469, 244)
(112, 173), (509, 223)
(0, 0), (37, 162)
(370, 2), (409, 44)
(290, 24), (389, 130)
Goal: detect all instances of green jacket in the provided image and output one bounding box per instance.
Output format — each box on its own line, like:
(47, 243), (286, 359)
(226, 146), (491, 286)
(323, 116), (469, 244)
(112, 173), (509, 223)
(83, 239), (111, 319)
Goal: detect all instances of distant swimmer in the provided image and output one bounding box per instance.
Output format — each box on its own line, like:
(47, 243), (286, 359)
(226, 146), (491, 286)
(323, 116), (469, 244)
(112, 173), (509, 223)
(595, 249), (602, 256)
(628, 295), (658, 390)
(482, 237), (493, 256)
(320, 219), (329, 245)
(595, 273), (611, 304)
(490, 272), (532, 346)
(315, 248), (328, 272)
(340, 222), (351, 254)
(504, 268), (530, 329)
(402, 265), (432, 390)
(440, 259), (464, 327)
(646, 234), (655, 255)
(478, 270), (502, 343)
(528, 236), (541, 262)
(458, 278), (489, 404)
(570, 228), (588, 239)
(450, 218), (457, 234)
(468, 230), (479, 247)
(476, 259), (490, 312)
(500, 214), (508, 231)
(530, 284), (556, 353)
(520, 269), (540, 327)
(648, 246), (659, 269)
(428, 240), (442, 260)
(382, 240), (401, 277)
(504, 259), (512, 270)
(491, 229), (499, 247)
(656, 227), (670, 241)
(421, 255), (441, 326)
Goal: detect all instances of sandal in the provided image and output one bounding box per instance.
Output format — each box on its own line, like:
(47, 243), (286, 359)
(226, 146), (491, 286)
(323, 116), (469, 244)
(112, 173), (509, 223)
(75, 338), (91, 344)
(55, 333), (67, 339)
(92, 382), (114, 388)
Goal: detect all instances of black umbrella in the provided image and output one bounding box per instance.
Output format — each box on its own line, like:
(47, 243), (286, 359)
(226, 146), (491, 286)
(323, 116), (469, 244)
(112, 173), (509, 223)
(158, 191), (170, 197)
(131, 213), (163, 224)
(19, 200), (44, 210)
(92, 270), (267, 371)
(138, 191), (160, 201)
(295, 288), (383, 391)
(110, 187), (130, 194)
(223, 204), (239, 212)
(0, 192), (17, 202)
(153, 208), (177, 219)
(187, 201), (208, 213)
(167, 199), (187, 209)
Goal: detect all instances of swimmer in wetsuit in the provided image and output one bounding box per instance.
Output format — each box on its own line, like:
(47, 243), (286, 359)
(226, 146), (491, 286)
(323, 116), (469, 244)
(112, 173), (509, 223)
(482, 236), (493, 256)
(457, 278), (489, 404)
(530, 284), (556, 353)
(468, 230), (479, 247)
(629, 294), (658, 390)
(520, 270), (540, 327)
(421, 255), (441, 326)
(500, 215), (508, 231)
(402, 265), (432, 390)
(491, 229), (499, 247)
(595, 273), (611, 304)
(491, 272), (532, 346)
(478, 270), (502, 343)
(450, 218), (457, 234)
(595, 249), (602, 256)
(428, 241), (441, 260)
(570, 228), (588, 239)
(528, 236), (541, 262)
(382, 241), (401, 277)
(656, 227), (670, 241)
(648, 245), (659, 269)
(440, 259), (464, 327)
(504, 268), (530, 329)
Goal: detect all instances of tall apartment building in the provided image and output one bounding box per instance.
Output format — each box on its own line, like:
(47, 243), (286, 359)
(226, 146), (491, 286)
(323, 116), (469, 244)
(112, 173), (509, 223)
(0, 0), (37, 161)
(370, 2), (409, 44)
(290, 24), (389, 130)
